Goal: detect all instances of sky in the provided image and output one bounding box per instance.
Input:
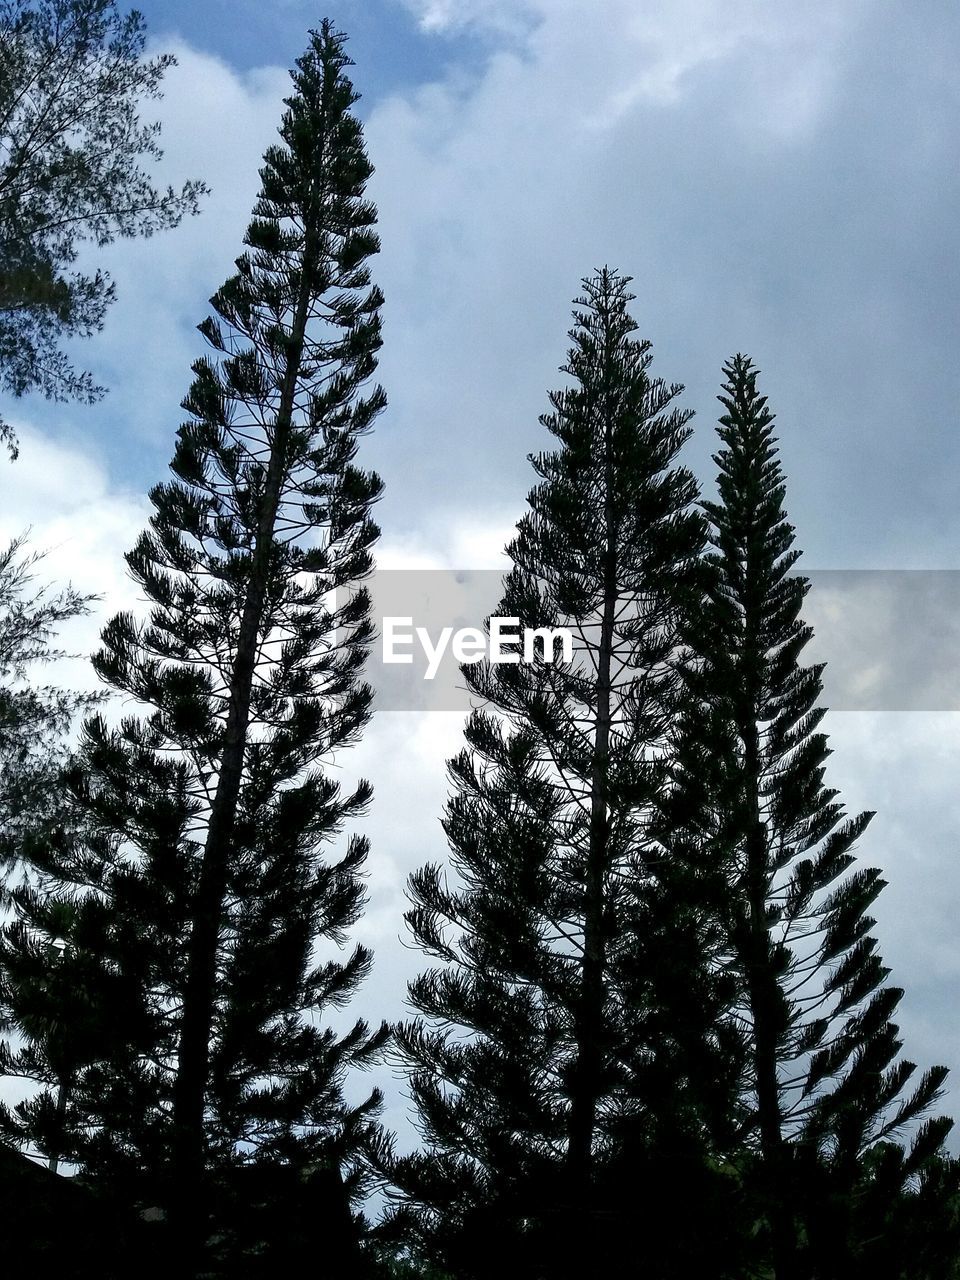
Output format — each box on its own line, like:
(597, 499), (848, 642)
(3, 0), (960, 1158)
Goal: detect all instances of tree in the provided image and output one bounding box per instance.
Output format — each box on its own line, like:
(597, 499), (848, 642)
(0, 532), (101, 871)
(0, 0), (206, 457)
(374, 270), (742, 1278)
(662, 354), (960, 1278)
(0, 533), (108, 1193)
(0, 21), (388, 1276)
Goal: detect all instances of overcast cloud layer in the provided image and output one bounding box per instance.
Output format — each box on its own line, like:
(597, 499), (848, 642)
(3, 0), (960, 1152)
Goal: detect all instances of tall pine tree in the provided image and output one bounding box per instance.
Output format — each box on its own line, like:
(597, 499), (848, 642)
(0, 21), (388, 1275)
(374, 270), (741, 1279)
(662, 354), (960, 1279)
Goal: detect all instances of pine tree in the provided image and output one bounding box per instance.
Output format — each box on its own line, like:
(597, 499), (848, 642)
(0, 21), (388, 1275)
(374, 270), (739, 1279)
(663, 354), (960, 1278)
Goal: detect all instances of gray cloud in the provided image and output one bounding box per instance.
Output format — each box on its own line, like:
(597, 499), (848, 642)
(361, 0), (960, 572)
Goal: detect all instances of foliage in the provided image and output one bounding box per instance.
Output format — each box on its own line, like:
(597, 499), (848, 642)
(0, 0), (206, 455)
(373, 270), (744, 1277)
(661, 354), (960, 1277)
(0, 21), (388, 1274)
(0, 532), (101, 871)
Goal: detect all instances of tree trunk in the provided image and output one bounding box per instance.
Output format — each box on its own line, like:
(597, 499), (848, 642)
(170, 226), (320, 1269)
(741, 690), (798, 1280)
(566, 367), (618, 1267)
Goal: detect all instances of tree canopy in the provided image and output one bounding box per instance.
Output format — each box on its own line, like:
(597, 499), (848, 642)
(0, 0), (206, 456)
(0, 533), (101, 872)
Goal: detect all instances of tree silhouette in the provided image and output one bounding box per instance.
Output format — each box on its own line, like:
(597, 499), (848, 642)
(0, 22), (388, 1275)
(661, 354), (960, 1278)
(374, 270), (742, 1278)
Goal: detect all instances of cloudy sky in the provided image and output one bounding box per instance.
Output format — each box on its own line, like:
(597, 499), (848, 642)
(4, 0), (960, 1153)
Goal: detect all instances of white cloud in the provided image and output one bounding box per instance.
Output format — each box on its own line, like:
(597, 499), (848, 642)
(71, 43), (291, 453)
(397, 0), (539, 36)
(361, 0), (886, 558)
(396, 0), (865, 131)
(378, 512), (515, 569)
(0, 424), (149, 696)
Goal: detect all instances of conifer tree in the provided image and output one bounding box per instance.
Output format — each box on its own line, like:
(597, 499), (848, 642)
(375, 270), (739, 1279)
(663, 354), (960, 1278)
(0, 21), (388, 1274)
